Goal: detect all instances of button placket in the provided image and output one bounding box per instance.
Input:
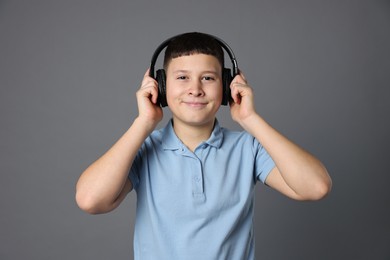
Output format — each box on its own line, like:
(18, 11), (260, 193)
(179, 145), (206, 203)
(191, 156), (205, 203)
(191, 158), (203, 191)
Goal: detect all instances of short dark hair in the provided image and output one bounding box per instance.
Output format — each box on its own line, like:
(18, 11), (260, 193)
(163, 32), (224, 70)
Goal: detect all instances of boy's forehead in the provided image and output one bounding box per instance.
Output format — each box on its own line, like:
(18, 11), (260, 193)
(166, 53), (222, 72)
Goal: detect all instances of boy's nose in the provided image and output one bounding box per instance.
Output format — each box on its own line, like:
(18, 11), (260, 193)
(188, 80), (204, 96)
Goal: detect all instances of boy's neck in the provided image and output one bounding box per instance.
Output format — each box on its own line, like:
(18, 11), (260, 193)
(172, 118), (216, 152)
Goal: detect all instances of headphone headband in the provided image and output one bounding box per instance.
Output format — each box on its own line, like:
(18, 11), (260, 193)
(149, 33), (238, 78)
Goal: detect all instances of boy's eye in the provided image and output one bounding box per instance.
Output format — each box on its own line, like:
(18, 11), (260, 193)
(202, 76), (215, 81)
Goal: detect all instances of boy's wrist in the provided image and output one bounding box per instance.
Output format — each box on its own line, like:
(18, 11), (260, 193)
(133, 116), (159, 134)
(238, 113), (263, 133)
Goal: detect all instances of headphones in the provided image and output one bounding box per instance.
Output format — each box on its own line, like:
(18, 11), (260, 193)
(149, 33), (239, 107)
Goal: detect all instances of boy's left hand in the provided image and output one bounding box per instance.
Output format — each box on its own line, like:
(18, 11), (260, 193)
(229, 72), (257, 126)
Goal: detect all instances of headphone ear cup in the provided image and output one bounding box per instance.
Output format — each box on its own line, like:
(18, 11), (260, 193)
(156, 69), (168, 107)
(222, 68), (233, 106)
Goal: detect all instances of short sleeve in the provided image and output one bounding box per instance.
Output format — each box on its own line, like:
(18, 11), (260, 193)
(253, 139), (275, 183)
(128, 147), (143, 191)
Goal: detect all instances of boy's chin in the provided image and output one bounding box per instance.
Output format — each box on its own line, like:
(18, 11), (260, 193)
(172, 116), (216, 127)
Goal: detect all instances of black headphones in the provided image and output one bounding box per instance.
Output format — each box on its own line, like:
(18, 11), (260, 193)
(149, 33), (239, 107)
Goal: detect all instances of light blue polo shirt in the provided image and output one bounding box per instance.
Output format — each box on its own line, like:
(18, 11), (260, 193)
(128, 119), (275, 260)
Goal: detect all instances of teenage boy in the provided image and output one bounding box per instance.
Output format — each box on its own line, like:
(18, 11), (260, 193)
(76, 32), (332, 259)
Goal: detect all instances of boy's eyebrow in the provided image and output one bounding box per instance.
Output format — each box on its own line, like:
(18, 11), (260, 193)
(172, 70), (189, 74)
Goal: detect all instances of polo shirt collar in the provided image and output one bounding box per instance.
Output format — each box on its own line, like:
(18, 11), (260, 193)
(162, 119), (223, 150)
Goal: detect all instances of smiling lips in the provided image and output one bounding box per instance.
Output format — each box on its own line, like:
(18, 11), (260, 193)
(182, 101), (208, 108)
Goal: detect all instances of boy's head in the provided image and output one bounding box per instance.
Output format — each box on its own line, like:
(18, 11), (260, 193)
(150, 32), (237, 107)
(163, 32), (224, 72)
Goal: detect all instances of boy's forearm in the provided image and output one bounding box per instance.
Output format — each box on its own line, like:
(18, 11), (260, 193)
(240, 114), (331, 200)
(75, 117), (154, 214)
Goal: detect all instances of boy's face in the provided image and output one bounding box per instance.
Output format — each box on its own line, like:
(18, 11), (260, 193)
(165, 53), (223, 127)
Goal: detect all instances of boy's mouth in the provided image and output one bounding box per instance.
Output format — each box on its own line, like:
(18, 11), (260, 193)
(183, 101), (208, 108)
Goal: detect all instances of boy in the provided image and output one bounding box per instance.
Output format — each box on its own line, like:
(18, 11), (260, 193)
(76, 32), (332, 259)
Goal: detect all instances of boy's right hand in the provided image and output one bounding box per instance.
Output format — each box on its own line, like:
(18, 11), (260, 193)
(135, 68), (163, 130)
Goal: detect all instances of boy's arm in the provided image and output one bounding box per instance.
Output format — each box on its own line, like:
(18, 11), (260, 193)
(230, 74), (332, 201)
(75, 69), (163, 214)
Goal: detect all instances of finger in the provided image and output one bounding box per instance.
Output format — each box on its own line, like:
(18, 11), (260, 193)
(143, 68), (157, 83)
(145, 68), (151, 77)
(230, 82), (242, 104)
(137, 86), (158, 107)
(150, 85), (159, 104)
(232, 74), (246, 85)
(139, 69), (159, 103)
(239, 71), (247, 83)
(141, 74), (158, 90)
(148, 82), (159, 104)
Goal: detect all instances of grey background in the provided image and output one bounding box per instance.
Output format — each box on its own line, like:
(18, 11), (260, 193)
(1, 0), (389, 259)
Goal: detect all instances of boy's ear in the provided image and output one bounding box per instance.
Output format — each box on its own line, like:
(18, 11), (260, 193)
(156, 69), (168, 107)
(222, 68), (233, 106)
